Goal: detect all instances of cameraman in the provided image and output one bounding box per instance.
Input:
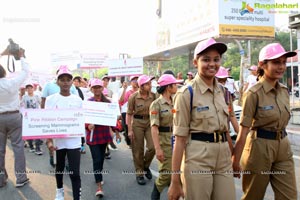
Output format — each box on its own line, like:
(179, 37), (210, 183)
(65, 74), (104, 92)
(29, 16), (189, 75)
(0, 48), (30, 187)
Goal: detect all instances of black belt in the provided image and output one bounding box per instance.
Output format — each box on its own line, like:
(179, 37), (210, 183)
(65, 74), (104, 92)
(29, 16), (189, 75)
(133, 114), (149, 120)
(0, 110), (19, 115)
(191, 132), (227, 143)
(256, 128), (287, 140)
(158, 126), (172, 132)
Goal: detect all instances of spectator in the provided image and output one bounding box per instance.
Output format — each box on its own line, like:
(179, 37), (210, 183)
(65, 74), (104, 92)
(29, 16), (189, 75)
(184, 71), (194, 85)
(243, 65), (258, 93)
(225, 68), (239, 100)
(0, 49), (30, 188)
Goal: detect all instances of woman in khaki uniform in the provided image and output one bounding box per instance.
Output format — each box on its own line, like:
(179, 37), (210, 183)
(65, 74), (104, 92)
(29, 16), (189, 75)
(232, 43), (297, 200)
(168, 38), (236, 200)
(150, 74), (181, 200)
(127, 75), (156, 185)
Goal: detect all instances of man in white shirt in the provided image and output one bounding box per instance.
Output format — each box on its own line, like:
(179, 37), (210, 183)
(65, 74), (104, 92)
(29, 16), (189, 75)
(0, 49), (30, 188)
(243, 65), (258, 93)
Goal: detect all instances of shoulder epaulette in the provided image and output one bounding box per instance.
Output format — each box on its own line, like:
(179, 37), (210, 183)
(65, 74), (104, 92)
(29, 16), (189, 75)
(248, 82), (263, 93)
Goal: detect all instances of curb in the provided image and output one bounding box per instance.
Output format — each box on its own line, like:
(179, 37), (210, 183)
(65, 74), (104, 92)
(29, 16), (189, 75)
(286, 128), (300, 148)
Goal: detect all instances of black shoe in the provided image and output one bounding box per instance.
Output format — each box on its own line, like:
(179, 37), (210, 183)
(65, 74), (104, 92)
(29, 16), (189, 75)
(144, 168), (152, 180)
(136, 176), (146, 185)
(105, 152), (111, 159)
(151, 183), (161, 200)
(16, 178), (29, 188)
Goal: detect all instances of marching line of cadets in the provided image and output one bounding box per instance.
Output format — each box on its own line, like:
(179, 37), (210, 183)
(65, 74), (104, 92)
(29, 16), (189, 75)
(0, 38), (298, 200)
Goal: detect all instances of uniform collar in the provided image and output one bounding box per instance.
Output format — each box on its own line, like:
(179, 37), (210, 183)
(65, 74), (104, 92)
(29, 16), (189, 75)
(259, 77), (285, 93)
(136, 90), (153, 99)
(194, 73), (221, 94)
(158, 95), (173, 105)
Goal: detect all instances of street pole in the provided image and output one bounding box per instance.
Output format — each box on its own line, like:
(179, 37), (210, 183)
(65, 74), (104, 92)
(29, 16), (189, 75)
(235, 39), (244, 106)
(290, 29), (295, 107)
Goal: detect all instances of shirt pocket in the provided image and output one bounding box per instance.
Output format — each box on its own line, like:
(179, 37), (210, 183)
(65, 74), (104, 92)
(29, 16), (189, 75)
(194, 109), (214, 131)
(257, 105), (277, 118)
(135, 99), (144, 113)
(160, 110), (172, 125)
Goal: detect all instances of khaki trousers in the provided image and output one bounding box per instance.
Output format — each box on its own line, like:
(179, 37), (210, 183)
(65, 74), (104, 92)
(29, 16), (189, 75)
(182, 140), (236, 200)
(241, 131), (297, 200)
(132, 119), (155, 177)
(155, 132), (172, 192)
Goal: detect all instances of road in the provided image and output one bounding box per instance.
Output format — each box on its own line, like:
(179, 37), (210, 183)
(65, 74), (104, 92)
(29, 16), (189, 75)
(0, 139), (299, 200)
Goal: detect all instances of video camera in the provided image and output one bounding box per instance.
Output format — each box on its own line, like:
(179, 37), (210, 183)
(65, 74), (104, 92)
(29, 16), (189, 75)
(0, 39), (25, 72)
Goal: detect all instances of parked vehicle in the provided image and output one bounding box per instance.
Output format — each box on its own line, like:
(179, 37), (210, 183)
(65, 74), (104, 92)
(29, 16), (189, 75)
(229, 103), (242, 140)
(293, 82), (299, 97)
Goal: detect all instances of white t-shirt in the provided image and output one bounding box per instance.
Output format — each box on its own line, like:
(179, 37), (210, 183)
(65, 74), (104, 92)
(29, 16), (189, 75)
(45, 93), (82, 150)
(225, 78), (235, 94)
(245, 75), (257, 92)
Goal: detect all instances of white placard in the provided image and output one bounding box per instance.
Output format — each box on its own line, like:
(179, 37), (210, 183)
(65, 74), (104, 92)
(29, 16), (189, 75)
(51, 51), (81, 71)
(83, 101), (119, 126)
(80, 53), (109, 69)
(107, 58), (143, 77)
(22, 109), (85, 139)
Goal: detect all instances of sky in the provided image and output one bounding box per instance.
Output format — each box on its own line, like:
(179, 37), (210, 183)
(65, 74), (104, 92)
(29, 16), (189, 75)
(0, 0), (157, 73)
(0, 0), (298, 74)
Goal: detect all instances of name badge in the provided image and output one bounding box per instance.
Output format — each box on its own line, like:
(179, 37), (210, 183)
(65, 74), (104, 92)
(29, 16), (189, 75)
(196, 106), (209, 112)
(160, 109), (169, 113)
(260, 105), (274, 110)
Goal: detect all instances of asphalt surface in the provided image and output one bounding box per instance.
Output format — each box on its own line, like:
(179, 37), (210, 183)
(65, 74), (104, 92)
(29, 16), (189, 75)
(0, 136), (299, 200)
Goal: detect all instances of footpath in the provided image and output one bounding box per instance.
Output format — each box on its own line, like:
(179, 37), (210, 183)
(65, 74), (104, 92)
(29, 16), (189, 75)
(288, 97), (300, 149)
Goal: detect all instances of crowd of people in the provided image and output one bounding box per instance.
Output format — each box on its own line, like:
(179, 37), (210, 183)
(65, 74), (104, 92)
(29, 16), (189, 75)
(0, 37), (298, 200)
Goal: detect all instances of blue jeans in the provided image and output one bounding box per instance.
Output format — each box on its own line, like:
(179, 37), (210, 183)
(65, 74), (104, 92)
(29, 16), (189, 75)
(88, 143), (107, 183)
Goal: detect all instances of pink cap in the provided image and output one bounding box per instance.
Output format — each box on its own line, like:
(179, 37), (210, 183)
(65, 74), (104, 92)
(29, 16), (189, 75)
(25, 82), (34, 87)
(187, 72), (194, 76)
(259, 43), (297, 62)
(129, 75), (139, 81)
(57, 66), (73, 79)
(194, 38), (227, 59)
(249, 65), (258, 71)
(90, 78), (103, 88)
(215, 67), (229, 78)
(137, 75), (154, 87)
(158, 74), (183, 87)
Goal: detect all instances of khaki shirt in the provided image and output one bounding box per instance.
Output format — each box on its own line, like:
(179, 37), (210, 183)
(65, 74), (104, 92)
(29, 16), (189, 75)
(127, 91), (156, 116)
(173, 74), (230, 137)
(240, 77), (290, 131)
(149, 95), (174, 128)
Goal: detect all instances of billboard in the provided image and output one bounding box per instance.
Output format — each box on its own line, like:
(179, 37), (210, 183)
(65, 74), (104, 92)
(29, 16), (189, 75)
(219, 0), (275, 37)
(154, 0), (275, 52)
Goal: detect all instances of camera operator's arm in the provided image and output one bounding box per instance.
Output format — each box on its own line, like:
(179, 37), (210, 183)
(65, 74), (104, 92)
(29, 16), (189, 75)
(6, 49), (29, 89)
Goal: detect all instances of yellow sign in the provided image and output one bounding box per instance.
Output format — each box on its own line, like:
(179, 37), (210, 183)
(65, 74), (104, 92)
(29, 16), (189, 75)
(219, 24), (274, 37)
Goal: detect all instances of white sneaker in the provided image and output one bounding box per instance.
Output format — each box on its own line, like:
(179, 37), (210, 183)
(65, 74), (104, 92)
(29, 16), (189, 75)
(55, 188), (64, 200)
